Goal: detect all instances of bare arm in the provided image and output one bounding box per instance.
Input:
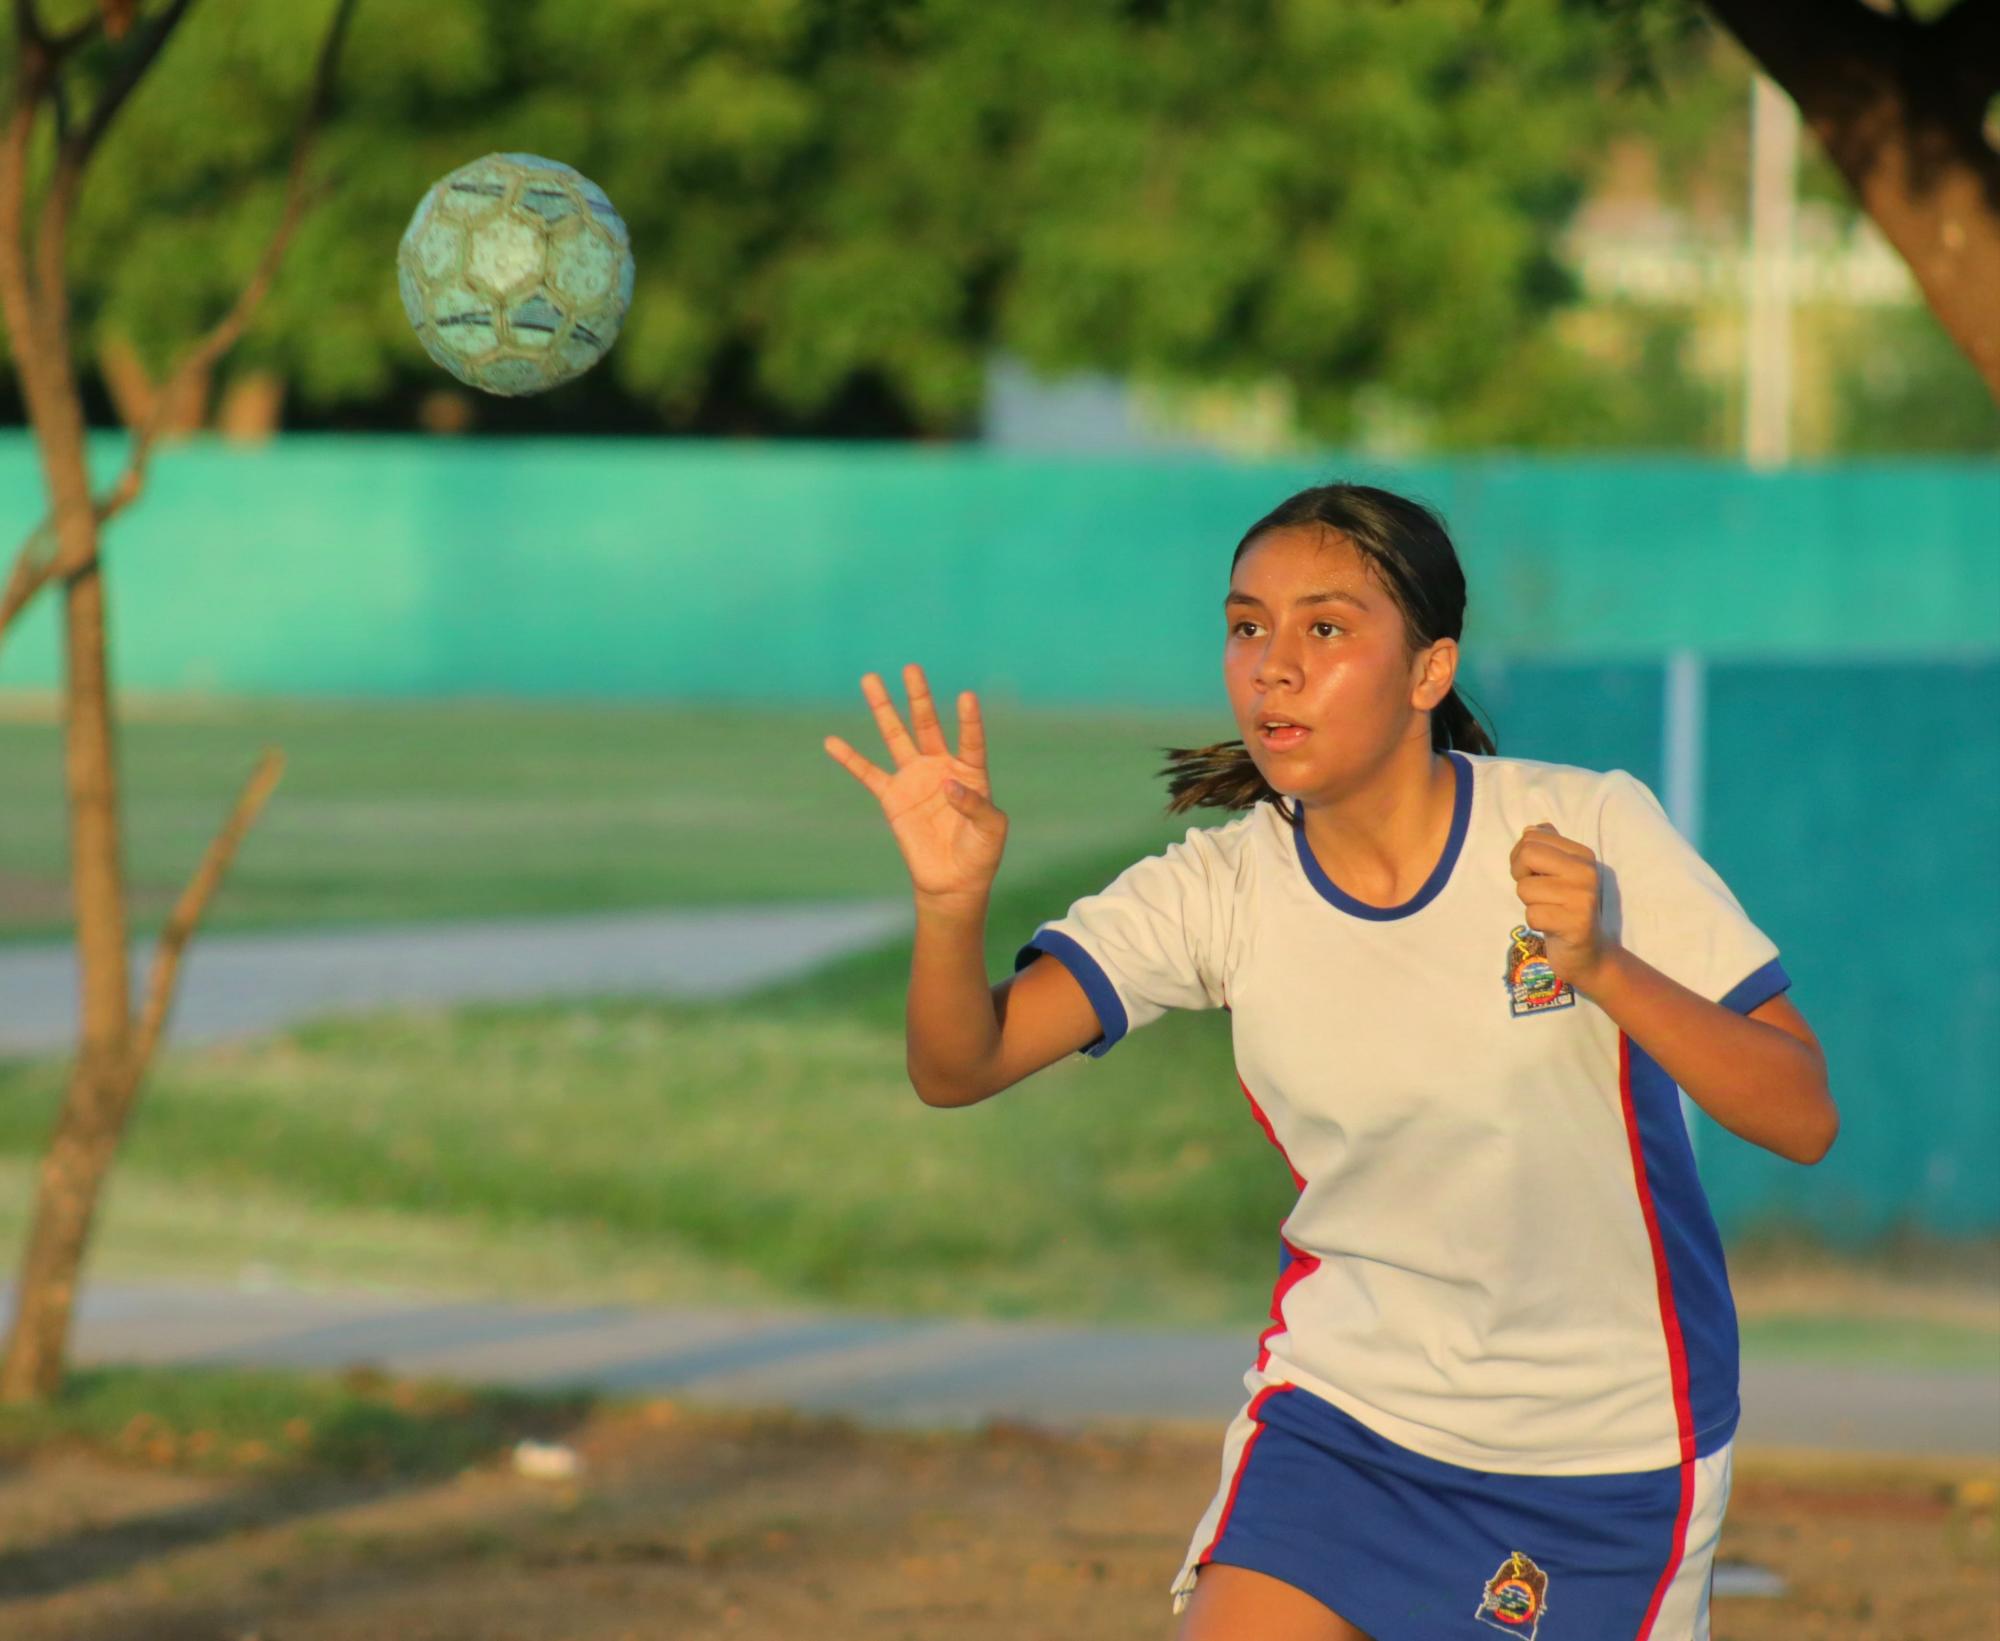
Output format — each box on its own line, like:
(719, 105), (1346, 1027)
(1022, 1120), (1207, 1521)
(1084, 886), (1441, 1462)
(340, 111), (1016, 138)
(1574, 950), (1835, 1164)
(821, 663), (1101, 1108)
(1512, 822), (1837, 1166)
(906, 893), (1002, 1104)
(907, 892), (1104, 1107)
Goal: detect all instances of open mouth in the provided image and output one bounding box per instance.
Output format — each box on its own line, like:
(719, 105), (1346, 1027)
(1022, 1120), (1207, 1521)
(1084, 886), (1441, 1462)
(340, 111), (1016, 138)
(1259, 724), (1310, 749)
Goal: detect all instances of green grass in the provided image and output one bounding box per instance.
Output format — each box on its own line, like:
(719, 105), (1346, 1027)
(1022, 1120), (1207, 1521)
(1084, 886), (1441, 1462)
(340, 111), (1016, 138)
(3, 698), (1993, 1365)
(0, 694), (1232, 942)
(0, 827), (1299, 1329)
(1737, 1315), (2000, 1372)
(0, 1363), (596, 1477)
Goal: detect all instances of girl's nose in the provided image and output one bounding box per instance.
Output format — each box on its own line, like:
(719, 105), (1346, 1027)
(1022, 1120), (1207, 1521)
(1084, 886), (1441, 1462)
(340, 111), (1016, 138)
(1255, 644), (1303, 690)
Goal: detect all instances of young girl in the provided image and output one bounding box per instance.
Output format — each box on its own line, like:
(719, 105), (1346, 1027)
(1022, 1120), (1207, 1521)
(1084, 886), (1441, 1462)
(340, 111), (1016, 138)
(822, 481), (1835, 1641)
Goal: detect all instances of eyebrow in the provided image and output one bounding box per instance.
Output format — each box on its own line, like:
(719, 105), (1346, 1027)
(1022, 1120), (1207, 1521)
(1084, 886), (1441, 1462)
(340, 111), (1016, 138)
(1223, 589), (1368, 612)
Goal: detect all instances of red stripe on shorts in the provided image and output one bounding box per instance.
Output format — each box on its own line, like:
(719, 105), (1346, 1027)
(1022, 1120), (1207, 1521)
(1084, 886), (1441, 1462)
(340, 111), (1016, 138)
(1196, 1382), (1287, 1568)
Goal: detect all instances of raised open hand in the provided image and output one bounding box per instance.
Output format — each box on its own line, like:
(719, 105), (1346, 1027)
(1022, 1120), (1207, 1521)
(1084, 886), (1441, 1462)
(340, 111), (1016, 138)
(822, 663), (1009, 905)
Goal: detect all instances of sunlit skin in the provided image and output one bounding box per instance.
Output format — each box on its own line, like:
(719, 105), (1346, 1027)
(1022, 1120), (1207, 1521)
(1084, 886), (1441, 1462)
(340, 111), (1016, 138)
(1223, 522), (1460, 908)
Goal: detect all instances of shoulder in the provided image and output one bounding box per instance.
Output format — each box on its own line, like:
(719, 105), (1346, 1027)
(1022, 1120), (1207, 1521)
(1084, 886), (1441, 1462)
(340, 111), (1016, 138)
(1159, 802), (1269, 876)
(1459, 752), (1648, 820)
(1120, 803), (1276, 908)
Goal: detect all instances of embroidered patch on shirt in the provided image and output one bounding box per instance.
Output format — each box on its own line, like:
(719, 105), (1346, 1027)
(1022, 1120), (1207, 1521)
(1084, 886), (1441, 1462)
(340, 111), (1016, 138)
(1505, 925), (1575, 1017)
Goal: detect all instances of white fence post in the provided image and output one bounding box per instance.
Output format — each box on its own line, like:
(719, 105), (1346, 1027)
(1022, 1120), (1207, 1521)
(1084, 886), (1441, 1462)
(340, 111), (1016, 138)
(1663, 650), (1708, 1157)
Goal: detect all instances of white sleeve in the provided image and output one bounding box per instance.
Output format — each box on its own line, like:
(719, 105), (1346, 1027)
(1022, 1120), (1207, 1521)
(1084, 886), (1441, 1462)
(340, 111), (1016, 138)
(1011, 825), (1231, 1059)
(1594, 769), (1789, 1014)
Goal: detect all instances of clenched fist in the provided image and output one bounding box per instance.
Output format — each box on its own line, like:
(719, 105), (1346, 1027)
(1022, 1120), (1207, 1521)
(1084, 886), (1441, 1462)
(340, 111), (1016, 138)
(1509, 822), (1609, 991)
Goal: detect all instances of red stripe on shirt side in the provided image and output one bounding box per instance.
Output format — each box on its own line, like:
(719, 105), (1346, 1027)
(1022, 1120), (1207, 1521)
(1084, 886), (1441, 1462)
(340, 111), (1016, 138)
(1196, 1382), (1285, 1567)
(1238, 1074), (1304, 1191)
(1238, 1073), (1313, 1371)
(1617, 1029), (1698, 1638)
(1257, 1240), (1319, 1373)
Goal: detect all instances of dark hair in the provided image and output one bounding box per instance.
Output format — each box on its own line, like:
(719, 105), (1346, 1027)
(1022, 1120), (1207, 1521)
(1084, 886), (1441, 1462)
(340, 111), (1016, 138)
(1159, 481), (1497, 828)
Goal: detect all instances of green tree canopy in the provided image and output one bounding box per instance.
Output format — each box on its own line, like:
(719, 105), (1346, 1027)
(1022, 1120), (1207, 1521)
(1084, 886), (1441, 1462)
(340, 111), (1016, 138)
(5, 0), (1738, 440)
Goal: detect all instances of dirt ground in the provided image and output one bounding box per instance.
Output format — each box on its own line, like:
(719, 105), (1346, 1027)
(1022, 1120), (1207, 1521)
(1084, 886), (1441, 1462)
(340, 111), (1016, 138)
(1, 1402), (1994, 1641)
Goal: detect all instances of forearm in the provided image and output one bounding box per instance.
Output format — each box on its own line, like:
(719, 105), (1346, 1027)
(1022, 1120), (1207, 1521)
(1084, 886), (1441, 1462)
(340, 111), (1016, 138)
(905, 892), (1002, 1106)
(1575, 946), (1835, 1164)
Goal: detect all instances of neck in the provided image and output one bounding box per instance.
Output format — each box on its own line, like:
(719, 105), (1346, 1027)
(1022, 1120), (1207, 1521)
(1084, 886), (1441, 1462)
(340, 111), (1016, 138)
(1296, 736), (1458, 908)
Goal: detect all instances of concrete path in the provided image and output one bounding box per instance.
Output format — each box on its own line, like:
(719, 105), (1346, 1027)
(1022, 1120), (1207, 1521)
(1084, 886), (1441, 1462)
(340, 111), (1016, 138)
(33, 1280), (2000, 1457)
(0, 900), (911, 1056)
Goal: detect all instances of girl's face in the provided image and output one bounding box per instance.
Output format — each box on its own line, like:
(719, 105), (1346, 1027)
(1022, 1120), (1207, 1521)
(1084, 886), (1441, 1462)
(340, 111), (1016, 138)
(1223, 525), (1453, 798)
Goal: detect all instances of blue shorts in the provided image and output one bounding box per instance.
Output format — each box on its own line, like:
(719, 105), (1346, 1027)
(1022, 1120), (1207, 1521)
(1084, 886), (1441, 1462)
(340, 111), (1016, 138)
(1169, 1382), (1731, 1640)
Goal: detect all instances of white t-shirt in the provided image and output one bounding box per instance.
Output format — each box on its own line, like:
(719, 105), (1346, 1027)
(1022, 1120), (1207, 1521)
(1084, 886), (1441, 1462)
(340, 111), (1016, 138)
(1014, 751), (1788, 1476)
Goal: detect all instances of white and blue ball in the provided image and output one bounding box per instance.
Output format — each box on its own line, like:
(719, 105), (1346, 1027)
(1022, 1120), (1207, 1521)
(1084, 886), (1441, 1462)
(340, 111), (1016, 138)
(397, 152), (635, 397)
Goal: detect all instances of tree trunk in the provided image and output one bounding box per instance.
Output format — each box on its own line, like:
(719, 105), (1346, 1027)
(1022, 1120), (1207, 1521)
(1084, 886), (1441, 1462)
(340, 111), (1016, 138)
(0, 572), (134, 1399)
(1, 0), (346, 1405)
(0, 1052), (135, 1400)
(0, 404), (133, 1404)
(1708, 0), (2000, 400)
(0, 66), (135, 1400)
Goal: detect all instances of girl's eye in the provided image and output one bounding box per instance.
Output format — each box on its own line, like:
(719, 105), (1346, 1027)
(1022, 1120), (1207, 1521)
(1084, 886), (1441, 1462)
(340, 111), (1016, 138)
(1228, 621), (1343, 638)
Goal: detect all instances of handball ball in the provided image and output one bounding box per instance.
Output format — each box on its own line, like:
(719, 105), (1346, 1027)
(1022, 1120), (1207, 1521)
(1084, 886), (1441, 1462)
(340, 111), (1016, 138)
(397, 152), (635, 397)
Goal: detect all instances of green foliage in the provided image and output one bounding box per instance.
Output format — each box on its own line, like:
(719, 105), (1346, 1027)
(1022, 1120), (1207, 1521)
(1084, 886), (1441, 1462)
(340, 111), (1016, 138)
(1437, 307), (1726, 450)
(1831, 305), (2000, 455)
(4, 0), (1721, 440)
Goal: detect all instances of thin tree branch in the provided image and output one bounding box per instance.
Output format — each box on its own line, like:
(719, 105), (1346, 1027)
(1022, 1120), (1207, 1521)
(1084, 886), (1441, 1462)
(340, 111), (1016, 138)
(0, 22), (54, 662)
(99, 0), (357, 527)
(49, 14), (104, 56)
(0, 0), (360, 653)
(34, 0), (198, 317)
(95, 188), (333, 525)
(9, 0), (103, 53)
(1, 16), (48, 319)
(0, 522), (58, 640)
(66, 0), (195, 166)
(26, 4), (103, 62)
(127, 747), (284, 1078)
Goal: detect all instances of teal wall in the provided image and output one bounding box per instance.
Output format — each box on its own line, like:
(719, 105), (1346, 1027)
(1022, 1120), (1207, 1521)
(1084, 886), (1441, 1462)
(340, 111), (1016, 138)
(0, 436), (1994, 700)
(2, 435), (1996, 1243)
(1471, 655), (1999, 1244)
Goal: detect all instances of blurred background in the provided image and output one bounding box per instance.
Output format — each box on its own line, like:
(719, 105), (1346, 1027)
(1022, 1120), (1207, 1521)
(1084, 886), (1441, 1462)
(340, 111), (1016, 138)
(1, 0), (1995, 1350)
(2, 8), (1996, 1633)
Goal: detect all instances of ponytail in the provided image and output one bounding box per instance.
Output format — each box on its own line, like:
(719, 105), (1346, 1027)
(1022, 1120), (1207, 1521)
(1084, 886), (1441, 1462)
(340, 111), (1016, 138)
(1158, 737), (1299, 824)
(1158, 679), (1495, 827)
(1431, 686), (1497, 757)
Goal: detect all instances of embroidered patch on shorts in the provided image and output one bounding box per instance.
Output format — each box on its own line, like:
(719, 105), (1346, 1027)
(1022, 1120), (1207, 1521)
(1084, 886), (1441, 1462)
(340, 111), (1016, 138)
(1504, 925), (1575, 1017)
(1474, 1549), (1550, 1635)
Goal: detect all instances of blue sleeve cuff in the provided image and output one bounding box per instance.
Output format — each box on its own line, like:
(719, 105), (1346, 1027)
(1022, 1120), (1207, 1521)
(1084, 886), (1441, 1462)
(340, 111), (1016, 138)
(1014, 927), (1124, 1057)
(1720, 956), (1790, 1015)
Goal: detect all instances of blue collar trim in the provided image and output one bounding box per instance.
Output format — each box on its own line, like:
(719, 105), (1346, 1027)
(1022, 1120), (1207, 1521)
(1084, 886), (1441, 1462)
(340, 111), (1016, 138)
(1293, 750), (1474, 922)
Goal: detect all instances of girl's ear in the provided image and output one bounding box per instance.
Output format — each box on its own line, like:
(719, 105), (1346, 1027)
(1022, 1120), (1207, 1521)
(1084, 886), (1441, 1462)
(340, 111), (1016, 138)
(1411, 636), (1457, 711)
